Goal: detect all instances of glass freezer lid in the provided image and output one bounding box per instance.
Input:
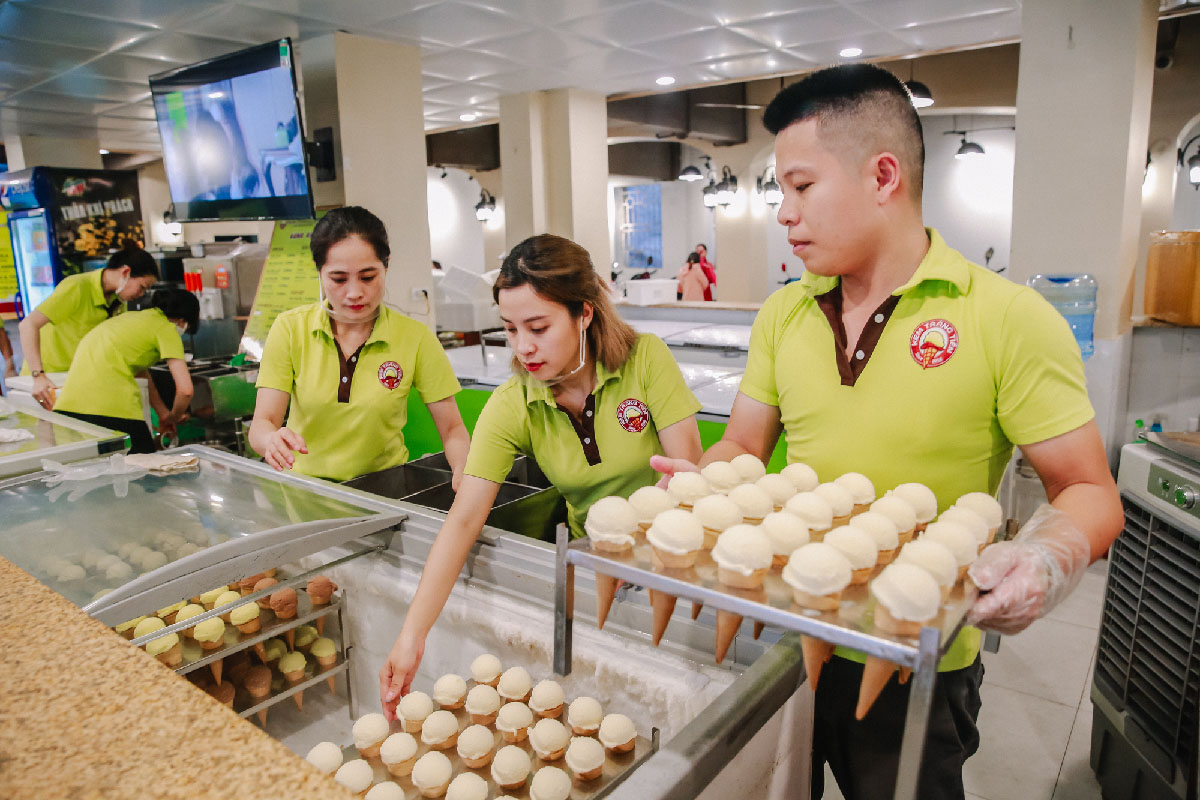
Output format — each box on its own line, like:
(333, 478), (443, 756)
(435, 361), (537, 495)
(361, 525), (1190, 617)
(0, 404), (127, 459)
(0, 445), (405, 624)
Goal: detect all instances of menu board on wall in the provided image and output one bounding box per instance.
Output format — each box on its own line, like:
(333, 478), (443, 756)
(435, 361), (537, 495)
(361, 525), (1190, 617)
(239, 218), (319, 360)
(0, 210), (17, 300)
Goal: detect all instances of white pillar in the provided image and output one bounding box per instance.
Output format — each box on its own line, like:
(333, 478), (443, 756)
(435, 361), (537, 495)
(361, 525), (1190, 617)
(334, 33), (435, 328)
(1009, 0), (1157, 341)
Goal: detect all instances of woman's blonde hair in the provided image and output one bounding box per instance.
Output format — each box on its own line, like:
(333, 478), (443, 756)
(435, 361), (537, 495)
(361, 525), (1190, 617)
(494, 234), (638, 373)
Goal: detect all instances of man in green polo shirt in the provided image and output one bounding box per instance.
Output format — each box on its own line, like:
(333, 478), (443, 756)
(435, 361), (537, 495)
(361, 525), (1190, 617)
(654, 65), (1122, 799)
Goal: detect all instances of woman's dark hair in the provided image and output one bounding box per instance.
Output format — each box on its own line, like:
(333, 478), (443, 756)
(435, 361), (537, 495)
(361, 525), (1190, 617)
(495, 234), (638, 373)
(107, 240), (159, 279)
(310, 206), (390, 269)
(150, 287), (201, 335)
(686, 252), (701, 264)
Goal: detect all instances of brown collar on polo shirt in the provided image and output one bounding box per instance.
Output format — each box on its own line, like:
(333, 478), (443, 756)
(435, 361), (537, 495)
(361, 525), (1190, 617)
(814, 284), (901, 387)
(335, 342), (367, 403)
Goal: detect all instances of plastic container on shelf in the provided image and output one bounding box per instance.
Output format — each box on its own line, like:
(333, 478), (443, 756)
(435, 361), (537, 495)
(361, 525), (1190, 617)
(1144, 230), (1200, 325)
(1027, 273), (1098, 359)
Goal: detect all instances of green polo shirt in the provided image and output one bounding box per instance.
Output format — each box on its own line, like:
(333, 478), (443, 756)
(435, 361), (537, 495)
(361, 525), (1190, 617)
(23, 270), (120, 374)
(55, 308), (184, 420)
(465, 334), (702, 537)
(740, 229), (1094, 671)
(256, 302), (461, 482)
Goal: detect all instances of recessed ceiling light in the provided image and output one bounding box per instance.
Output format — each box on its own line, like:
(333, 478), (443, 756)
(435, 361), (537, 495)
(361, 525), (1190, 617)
(99, 149), (110, 155)
(460, 112), (478, 122)
(839, 47), (863, 58)
(207, 91), (224, 99)
(656, 76), (676, 86)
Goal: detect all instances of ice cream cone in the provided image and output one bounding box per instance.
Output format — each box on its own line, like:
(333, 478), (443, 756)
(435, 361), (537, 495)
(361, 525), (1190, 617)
(856, 656), (897, 719)
(651, 547), (697, 570)
(715, 610), (742, 664)
(897, 528), (915, 546)
(790, 588), (842, 611)
(648, 589), (676, 646)
(285, 669), (305, 709)
(253, 641), (267, 662)
(848, 566), (873, 585)
(898, 667), (912, 684)
(717, 567), (767, 590)
(285, 628), (295, 651)
(316, 616), (327, 636)
(156, 641), (183, 668)
(256, 708), (269, 726)
(236, 618), (260, 635)
(753, 621), (765, 640)
(876, 547), (898, 566)
(956, 564), (969, 582)
(832, 514), (851, 528)
(245, 665), (271, 726)
(702, 528), (720, 550)
(210, 659), (223, 685)
(316, 652), (338, 694)
(771, 554), (789, 568)
(690, 601), (703, 620)
(801, 636), (835, 692)
(594, 572), (618, 630)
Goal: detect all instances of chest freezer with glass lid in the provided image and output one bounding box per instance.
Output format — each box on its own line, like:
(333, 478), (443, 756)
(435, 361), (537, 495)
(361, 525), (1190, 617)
(0, 397), (129, 478)
(0, 445), (406, 627)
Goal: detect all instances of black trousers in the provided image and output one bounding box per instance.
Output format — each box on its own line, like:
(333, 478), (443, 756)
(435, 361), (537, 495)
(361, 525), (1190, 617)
(56, 410), (157, 454)
(812, 655), (984, 800)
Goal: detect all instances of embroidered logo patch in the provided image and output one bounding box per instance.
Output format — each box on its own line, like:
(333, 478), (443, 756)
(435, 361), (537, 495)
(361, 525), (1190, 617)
(616, 398), (650, 433)
(377, 361), (403, 390)
(909, 319), (958, 369)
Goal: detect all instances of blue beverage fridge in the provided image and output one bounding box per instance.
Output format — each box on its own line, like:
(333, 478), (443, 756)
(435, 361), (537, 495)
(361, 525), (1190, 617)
(0, 167), (144, 319)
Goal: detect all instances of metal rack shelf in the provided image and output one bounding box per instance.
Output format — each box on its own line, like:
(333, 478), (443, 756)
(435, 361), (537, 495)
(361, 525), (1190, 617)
(241, 659), (349, 721)
(553, 527), (976, 800)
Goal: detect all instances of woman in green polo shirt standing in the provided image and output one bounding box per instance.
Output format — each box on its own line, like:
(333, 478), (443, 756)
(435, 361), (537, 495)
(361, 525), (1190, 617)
(19, 240), (159, 409)
(248, 206), (469, 485)
(54, 287), (199, 454)
(378, 233), (704, 711)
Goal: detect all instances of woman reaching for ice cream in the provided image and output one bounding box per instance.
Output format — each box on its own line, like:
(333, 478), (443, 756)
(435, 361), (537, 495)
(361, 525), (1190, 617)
(379, 233), (702, 715)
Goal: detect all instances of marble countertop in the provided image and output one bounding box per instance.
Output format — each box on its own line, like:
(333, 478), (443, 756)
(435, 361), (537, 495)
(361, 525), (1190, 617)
(0, 556), (355, 800)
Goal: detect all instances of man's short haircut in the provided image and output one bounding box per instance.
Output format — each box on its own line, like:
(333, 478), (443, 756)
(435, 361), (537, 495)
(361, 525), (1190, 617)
(762, 64), (925, 199)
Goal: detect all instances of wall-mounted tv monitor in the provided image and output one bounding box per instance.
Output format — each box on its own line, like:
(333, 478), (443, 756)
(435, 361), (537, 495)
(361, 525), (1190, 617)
(149, 38), (314, 222)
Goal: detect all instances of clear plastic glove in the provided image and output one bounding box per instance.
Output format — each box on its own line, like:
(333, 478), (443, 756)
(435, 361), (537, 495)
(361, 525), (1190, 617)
(966, 503), (1091, 635)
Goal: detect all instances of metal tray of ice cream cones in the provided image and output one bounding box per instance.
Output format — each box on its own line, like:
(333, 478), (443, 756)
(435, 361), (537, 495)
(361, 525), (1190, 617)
(565, 535), (978, 669)
(335, 704), (658, 800)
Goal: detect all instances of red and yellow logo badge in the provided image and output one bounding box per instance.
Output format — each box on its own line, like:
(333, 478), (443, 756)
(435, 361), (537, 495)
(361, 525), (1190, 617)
(377, 361), (403, 390)
(910, 319), (958, 369)
(616, 398), (650, 433)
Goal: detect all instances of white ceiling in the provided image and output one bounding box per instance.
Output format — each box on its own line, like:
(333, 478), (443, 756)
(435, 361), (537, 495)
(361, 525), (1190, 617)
(0, 0), (1052, 153)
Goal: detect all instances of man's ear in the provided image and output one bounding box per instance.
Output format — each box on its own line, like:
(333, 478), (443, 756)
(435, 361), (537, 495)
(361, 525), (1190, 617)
(871, 151), (904, 203)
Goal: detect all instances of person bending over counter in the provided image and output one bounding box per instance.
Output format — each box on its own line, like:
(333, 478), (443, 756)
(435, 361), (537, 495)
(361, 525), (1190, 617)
(249, 206), (469, 485)
(378, 233), (704, 711)
(20, 240), (159, 410)
(54, 287), (199, 454)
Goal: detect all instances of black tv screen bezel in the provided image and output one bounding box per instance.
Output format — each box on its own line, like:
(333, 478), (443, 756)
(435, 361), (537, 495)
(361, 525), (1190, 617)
(149, 38), (315, 222)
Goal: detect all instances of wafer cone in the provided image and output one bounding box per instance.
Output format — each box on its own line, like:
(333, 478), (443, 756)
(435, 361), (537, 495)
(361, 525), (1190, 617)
(595, 572), (618, 630)
(898, 667), (912, 684)
(801, 636), (835, 692)
(316, 616), (326, 635)
(856, 657), (897, 719)
(156, 641), (183, 668)
(691, 601), (703, 620)
(210, 659), (223, 686)
(285, 628), (295, 651)
(285, 669), (305, 709)
(316, 652), (337, 694)
(753, 621), (765, 640)
(256, 708), (269, 725)
(715, 610), (742, 663)
(649, 589), (676, 646)
(253, 641), (267, 662)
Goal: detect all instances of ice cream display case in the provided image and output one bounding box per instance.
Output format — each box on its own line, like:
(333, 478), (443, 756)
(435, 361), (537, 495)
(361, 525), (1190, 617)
(0, 396), (129, 478)
(0, 445), (405, 627)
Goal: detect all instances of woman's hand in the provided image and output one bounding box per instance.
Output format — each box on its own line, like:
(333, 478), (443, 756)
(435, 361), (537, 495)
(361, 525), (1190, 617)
(379, 630), (425, 720)
(262, 426), (308, 471)
(32, 374), (57, 409)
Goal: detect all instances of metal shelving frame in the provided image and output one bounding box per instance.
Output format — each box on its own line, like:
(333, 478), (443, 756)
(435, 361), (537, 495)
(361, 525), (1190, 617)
(552, 526), (976, 800)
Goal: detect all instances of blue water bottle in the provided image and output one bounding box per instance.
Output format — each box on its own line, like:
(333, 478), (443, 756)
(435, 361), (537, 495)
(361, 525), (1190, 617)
(1027, 274), (1098, 360)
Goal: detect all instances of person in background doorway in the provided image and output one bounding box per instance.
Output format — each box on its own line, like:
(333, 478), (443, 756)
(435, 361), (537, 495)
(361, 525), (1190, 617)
(19, 241), (159, 409)
(54, 287), (199, 454)
(677, 252), (710, 301)
(695, 243), (717, 301)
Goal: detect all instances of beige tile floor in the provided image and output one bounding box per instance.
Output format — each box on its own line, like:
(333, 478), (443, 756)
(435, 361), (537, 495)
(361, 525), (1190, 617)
(820, 560), (1108, 800)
